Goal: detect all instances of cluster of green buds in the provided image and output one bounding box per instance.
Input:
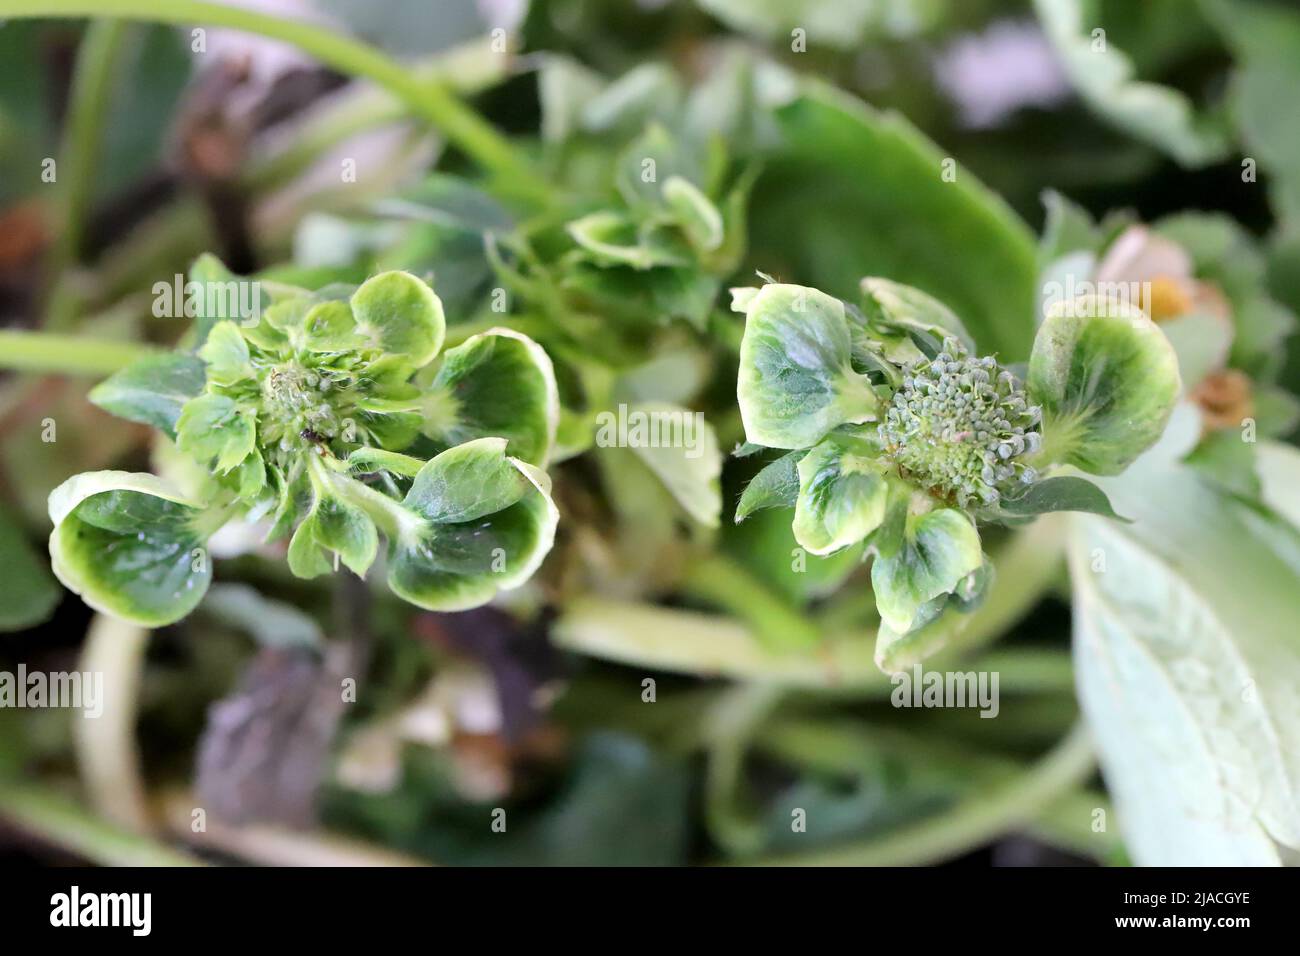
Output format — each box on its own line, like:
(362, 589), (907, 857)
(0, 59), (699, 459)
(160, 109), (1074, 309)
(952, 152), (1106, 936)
(732, 276), (1180, 666)
(882, 339), (1042, 507)
(48, 259), (560, 627)
(502, 115), (753, 333)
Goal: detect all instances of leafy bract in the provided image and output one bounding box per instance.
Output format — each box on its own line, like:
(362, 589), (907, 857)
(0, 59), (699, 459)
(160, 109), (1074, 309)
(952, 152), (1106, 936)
(387, 439), (559, 611)
(736, 283), (878, 449)
(427, 328), (559, 466)
(47, 471), (213, 627)
(734, 450), (802, 522)
(88, 353), (207, 440)
(175, 393), (256, 474)
(1028, 298), (1180, 475)
(288, 462), (379, 578)
(870, 508), (982, 635)
(997, 475), (1127, 521)
(350, 270), (446, 367)
(792, 439), (887, 555)
(859, 276), (974, 357)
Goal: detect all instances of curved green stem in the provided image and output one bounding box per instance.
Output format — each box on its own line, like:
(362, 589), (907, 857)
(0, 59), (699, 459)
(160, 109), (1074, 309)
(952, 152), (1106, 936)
(45, 19), (128, 329)
(680, 552), (822, 651)
(74, 613), (151, 831)
(0, 329), (158, 375)
(743, 721), (1095, 866)
(0, 0), (548, 203)
(703, 685), (786, 856)
(0, 783), (201, 866)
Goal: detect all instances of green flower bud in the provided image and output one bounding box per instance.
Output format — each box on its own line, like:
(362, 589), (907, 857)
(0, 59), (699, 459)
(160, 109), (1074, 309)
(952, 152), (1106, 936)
(881, 338), (1042, 507)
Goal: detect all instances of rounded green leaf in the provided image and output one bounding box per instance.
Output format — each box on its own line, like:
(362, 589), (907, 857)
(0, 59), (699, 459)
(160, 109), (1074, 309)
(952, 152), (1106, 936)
(300, 300), (363, 352)
(792, 439), (887, 555)
(403, 437), (531, 525)
(737, 283), (879, 449)
(388, 448), (558, 612)
(350, 271), (445, 367)
(427, 328), (559, 466)
(47, 471), (212, 627)
(870, 507), (982, 635)
(1028, 298), (1180, 475)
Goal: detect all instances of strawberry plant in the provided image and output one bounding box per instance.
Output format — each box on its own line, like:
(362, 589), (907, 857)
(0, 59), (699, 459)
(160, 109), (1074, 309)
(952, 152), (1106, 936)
(0, 0), (1298, 873)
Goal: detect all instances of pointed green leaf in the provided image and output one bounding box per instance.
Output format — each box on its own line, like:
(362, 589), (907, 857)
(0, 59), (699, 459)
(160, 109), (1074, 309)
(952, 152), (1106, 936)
(997, 475), (1128, 521)
(735, 450), (803, 522)
(88, 353), (207, 440)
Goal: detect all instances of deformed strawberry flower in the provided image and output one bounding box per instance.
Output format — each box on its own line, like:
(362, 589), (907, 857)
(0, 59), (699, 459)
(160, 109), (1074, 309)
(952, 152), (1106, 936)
(49, 263), (560, 626)
(732, 275), (1179, 665)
